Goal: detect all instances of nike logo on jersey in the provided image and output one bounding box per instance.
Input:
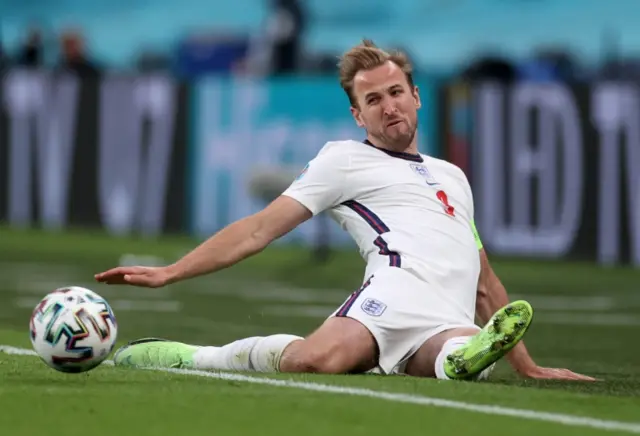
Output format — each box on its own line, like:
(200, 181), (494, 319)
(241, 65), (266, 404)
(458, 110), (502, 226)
(409, 163), (439, 185)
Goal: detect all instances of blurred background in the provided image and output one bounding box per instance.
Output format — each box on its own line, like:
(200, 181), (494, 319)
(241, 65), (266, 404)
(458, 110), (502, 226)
(0, 0), (639, 373)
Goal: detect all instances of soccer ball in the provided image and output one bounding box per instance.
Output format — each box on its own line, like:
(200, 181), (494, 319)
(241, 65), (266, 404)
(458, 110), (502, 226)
(29, 286), (118, 373)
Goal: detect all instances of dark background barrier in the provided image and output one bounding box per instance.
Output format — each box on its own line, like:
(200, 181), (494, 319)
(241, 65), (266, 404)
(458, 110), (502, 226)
(0, 71), (190, 236)
(440, 81), (640, 267)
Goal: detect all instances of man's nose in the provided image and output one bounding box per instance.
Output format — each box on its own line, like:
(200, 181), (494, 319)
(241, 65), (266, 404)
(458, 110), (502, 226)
(382, 99), (397, 115)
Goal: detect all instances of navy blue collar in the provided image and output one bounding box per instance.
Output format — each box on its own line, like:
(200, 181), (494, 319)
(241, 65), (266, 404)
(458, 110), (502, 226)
(363, 139), (424, 162)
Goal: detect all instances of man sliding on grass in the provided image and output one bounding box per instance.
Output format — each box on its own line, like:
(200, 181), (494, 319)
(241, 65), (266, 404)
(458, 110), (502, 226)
(96, 40), (594, 382)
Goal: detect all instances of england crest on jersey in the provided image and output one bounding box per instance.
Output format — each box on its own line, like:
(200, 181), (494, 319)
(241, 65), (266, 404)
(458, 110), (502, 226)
(409, 163), (439, 185)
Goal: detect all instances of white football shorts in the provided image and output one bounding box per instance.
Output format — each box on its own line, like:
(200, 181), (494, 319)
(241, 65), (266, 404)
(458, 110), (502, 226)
(329, 266), (479, 374)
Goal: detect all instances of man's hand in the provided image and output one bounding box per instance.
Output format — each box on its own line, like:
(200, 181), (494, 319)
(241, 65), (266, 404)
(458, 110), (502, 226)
(519, 365), (598, 381)
(95, 266), (175, 288)
(474, 249), (598, 382)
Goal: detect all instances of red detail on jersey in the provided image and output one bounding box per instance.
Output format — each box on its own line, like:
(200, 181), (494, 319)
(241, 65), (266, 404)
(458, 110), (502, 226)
(436, 190), (456, 217)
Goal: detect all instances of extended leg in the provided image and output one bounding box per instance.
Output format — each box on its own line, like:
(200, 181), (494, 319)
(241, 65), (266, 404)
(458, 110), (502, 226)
(113, 334), (302, 372)
(113, 317), (377, 374)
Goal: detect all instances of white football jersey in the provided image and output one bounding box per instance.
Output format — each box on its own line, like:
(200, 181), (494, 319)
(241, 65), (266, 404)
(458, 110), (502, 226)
(282, 139), (482, 318)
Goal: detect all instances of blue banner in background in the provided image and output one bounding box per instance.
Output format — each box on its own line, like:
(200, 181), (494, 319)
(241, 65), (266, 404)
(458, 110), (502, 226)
(190, 76), (437, 245)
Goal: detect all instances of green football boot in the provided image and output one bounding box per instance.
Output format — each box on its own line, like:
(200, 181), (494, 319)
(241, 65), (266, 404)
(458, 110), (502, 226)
(113, 338), (198, 369)
(444, 300), (534, 380)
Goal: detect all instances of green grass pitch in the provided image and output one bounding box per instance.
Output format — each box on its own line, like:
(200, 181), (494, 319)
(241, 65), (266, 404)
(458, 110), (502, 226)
(0, 226), (639, 435)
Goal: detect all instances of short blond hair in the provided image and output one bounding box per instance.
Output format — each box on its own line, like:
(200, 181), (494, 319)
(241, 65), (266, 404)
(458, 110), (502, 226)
(338, 39), (414, 107)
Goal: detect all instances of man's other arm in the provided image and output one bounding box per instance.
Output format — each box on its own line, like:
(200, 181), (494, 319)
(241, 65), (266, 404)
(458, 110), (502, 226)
(475, 247), (596, 380)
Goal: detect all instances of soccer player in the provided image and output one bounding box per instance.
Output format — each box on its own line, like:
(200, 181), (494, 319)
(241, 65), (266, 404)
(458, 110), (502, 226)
(96, 40), (594, 381)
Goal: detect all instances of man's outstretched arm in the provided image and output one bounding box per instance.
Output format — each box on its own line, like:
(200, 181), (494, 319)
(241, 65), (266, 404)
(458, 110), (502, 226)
(95, 196), (312, 287)
(475, 248), (597, 381)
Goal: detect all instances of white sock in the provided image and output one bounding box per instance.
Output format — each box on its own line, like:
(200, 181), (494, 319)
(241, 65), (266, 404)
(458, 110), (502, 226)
(434, 336), (496, 381)
(435, 336), (470, 380)
(193, 334), (302, 372)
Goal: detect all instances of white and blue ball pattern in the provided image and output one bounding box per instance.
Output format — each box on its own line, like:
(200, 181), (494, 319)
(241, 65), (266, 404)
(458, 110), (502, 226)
(30, 286), (118, 373)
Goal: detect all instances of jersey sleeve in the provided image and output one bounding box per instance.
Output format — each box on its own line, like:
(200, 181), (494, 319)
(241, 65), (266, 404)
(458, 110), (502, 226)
(281, 146), (350, 216)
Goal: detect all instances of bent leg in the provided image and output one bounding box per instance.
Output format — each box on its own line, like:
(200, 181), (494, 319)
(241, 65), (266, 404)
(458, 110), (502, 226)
(405, 300), (534, 380)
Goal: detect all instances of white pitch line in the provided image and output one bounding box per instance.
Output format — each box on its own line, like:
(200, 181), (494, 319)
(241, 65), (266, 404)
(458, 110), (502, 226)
(1, 346), (639, 434)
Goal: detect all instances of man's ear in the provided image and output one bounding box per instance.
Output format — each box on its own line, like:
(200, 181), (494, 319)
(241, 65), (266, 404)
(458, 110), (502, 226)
(351, 106), (365, 128)
(413, 85), (422, 109)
